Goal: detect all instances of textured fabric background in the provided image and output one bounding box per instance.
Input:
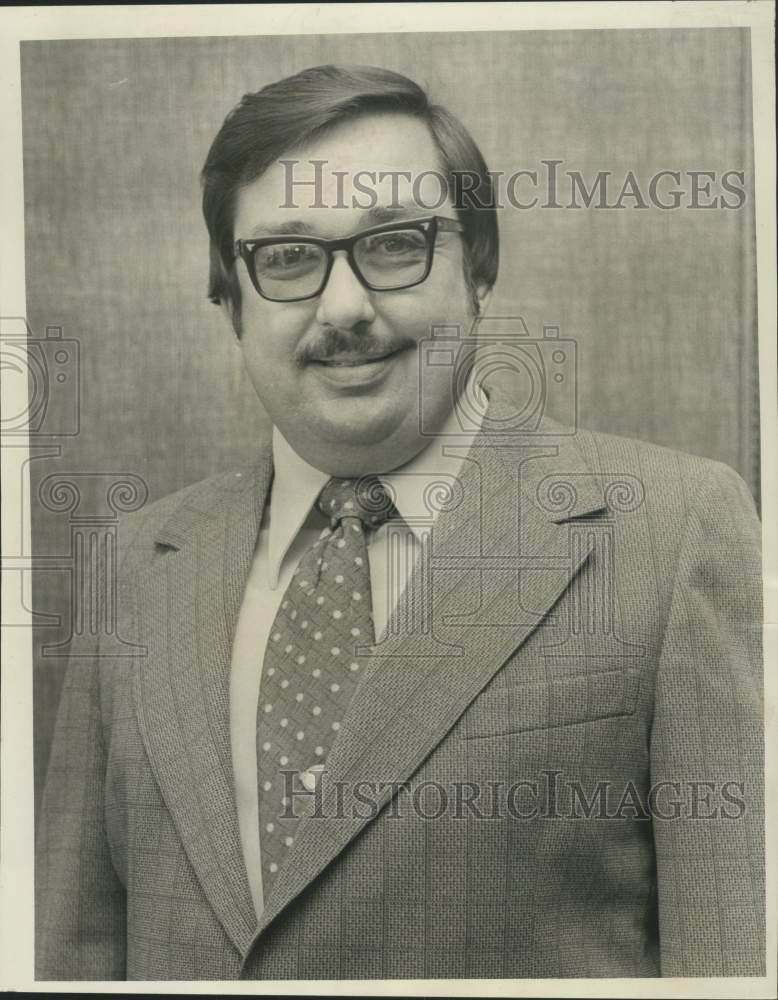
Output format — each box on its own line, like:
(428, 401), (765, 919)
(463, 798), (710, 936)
(22, 29), (759, 813)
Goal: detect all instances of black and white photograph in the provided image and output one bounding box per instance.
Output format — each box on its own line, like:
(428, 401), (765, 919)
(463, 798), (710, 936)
(1, 2), (775, 993)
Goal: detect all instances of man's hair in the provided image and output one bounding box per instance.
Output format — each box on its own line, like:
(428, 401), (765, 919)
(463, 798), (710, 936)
(201, 64), (499, 327)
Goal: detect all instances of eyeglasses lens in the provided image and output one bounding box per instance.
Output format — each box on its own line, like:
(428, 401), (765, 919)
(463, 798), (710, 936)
(353, 228), (429, 289)
(253, 243), (328, 301)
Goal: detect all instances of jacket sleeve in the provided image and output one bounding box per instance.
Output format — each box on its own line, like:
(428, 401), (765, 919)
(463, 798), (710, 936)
(35, 543), (129, 980)
(649, 461), (764, 976)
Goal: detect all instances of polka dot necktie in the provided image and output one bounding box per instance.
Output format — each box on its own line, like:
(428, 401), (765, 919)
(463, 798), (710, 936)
(256, 474), (396, 903)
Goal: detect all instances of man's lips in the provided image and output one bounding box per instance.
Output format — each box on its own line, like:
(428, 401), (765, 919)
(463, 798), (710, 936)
(306, 345), (410, 389)
(310, 347), (404, 367)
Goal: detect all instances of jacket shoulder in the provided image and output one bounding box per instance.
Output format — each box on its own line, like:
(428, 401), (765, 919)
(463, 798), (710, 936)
(570, 424), (755, 505)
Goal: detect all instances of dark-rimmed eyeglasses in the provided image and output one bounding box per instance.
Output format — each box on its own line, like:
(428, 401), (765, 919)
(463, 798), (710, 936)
(233, 215), (464, 303)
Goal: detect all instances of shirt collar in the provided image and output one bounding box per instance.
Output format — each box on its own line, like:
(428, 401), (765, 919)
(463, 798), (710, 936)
(267, 370), (486, 587)
(267, 428), (330, 588)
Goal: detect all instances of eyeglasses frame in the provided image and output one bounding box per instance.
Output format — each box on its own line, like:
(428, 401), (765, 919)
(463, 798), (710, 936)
(233, 215), (464, 303)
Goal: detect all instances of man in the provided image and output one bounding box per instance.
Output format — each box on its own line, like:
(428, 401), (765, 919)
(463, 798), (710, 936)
(35, 64), (764, 980)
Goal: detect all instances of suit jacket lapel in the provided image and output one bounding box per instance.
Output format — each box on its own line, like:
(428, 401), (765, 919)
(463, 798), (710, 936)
(130, 393), (607, 954)
(254, 401), (607, 938)
(133, 448), (272, 955)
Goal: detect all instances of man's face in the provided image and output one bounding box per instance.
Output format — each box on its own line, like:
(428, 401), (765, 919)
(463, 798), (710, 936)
(230, 112), (487, 476)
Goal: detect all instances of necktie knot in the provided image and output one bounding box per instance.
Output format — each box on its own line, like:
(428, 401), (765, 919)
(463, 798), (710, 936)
(316, 475), (395, 529)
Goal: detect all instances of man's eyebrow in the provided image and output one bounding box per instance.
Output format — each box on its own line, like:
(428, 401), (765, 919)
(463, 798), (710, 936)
(247, 220), (319, 238)
(360, 204), (429, 226)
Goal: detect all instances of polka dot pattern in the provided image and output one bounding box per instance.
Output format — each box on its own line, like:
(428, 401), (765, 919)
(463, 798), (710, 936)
(256, 475), (396, 903)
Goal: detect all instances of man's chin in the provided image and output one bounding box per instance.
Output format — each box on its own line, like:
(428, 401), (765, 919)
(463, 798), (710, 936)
(281, 404), (425, 475)
(314, 409), (410, 448)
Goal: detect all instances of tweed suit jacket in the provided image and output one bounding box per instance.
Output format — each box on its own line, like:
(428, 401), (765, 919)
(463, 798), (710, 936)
(35, 396), (765, 981)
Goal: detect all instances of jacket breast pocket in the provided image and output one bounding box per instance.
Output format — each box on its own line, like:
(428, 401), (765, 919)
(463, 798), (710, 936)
(457, 669), (640, 740)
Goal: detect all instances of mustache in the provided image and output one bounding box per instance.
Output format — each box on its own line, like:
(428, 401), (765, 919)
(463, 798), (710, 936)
(296, 326), (416, 366)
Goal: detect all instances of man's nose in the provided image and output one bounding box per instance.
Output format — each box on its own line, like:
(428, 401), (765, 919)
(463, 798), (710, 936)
(315, 251), (376, 329)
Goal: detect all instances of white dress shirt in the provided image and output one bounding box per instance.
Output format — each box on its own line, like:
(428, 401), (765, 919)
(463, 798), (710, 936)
(230, 386), (485, 919)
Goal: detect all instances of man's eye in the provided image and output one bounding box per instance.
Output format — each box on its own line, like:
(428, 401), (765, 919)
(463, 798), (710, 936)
(365, 232), (426, 256)
(263, 245), (318, 269)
